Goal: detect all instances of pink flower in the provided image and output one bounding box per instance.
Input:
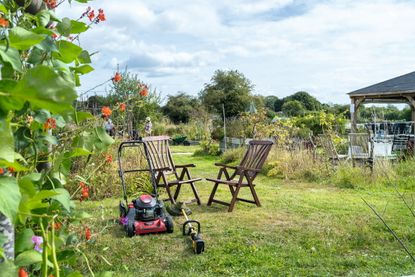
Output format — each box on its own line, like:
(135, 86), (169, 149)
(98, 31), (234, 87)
(32, 235), (43, 253)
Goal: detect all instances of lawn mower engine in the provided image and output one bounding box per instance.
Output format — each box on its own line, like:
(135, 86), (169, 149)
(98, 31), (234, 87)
(119, 194), (174, 237)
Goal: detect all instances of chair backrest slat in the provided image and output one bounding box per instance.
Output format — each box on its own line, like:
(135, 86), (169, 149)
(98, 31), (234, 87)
(239, 140), (273, 176)
(348, 133), (372, 159)
(318, 134), (339, 160)
(142, 136), (175, 172)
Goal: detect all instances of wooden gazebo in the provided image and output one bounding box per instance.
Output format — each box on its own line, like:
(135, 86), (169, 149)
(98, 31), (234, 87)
(348, 71), (415, 132)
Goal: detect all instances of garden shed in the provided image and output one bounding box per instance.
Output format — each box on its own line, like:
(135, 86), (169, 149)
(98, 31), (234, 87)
(348, 70), (415, 132)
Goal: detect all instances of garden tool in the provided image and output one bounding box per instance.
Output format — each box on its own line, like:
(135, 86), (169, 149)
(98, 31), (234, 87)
(168, 202), (205, 255)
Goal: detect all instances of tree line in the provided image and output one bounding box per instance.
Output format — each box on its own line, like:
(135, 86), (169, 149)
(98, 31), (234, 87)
(83, 69), (412, 124)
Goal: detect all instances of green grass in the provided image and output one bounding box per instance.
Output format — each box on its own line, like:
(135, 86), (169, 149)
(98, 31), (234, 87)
(75, 146), (415, 276)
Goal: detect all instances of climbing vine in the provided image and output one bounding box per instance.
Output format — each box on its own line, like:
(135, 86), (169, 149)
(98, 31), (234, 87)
(0, 0), (114, 275)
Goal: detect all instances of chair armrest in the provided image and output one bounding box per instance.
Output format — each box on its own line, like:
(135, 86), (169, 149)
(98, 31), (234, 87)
(175, 164), (196, 168)
(152, 167), (172, 172)
(214, 163), (238, 170)
(236, 166), (261, 173)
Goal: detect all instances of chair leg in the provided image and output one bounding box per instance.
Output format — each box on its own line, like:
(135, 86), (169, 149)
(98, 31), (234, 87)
(173, 184), (182, 201)
(189, 182), (201, 205)
(165, 185), (176, 204)
(207, 183), (219, 206)
(248, 184), (261, 207)
(228, 185), (241, 212)
(229, 185), (235, 197)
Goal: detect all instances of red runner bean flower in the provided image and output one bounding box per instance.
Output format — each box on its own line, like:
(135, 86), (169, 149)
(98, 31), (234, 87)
(54, 222), (61, 231)
(140, 86), (149, 97)
(97, 9), (106, 21)
(105, 155), (113, 163)
(119, 102), (126, 112)
(87, 10), (95, 21)
(0, 17), (9, 28)
(8, 167), (15, 173)
(44, 0), (57, 9)
(0, 168), (4, 175)
(80, 181), (89, 201)
(113, 72), (122, 83)
(101, 106), (112, 117)
(85, 227), (91, 240)
(44, 118), (56, 130)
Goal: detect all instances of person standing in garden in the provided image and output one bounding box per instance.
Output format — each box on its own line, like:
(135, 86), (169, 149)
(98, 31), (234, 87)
(103, 115), (115, 137)
(144, 117), (152, 136)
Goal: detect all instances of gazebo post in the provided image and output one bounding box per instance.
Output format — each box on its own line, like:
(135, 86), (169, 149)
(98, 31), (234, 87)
(405, 96), (415, 153)
(350, 97), (363, 132)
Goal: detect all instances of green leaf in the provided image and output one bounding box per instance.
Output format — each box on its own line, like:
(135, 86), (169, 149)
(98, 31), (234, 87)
(12, 65), (77, 113)
(78, 50), (91, 64)
(95, 127), (115, 147)
(57, 17), (71, 37)
(50, 171), (66, 186)
(0, 4), (7, 14)
(0, 45), (23, 72)
(34, 109), (51, 123)
(51, 188), (71, 212)
(27, 47), (43, 64)
(74, 211), (92, 219)
(76, 111), (93, 122)
(0, 176), (21, 223)
(0, 159), (28, 172)
(54, 114), (66, 128)
(15, 228), (35, 254)
(15, 250), (42, 267)
(0, 118), (14, 162)
(18, 173), (41, 197)
(9, 27), (45, 50)
(70, 147), (92, 157)
(70, 20), (89, 34)
(36, 36), (59, 53)
(0, 80), (19, 113)
(54, 40), (83, 63)
(30, 190), (59, 203)
(47, 10), (61, 23)
(37, 10), (50, 27)
(71, 64), (94, 74)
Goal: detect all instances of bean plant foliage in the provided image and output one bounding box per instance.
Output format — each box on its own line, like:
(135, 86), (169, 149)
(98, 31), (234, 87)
(0, 0), (114, 276)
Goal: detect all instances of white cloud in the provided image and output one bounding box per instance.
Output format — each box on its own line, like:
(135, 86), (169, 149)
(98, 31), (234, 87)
(57, 0), (415, 103)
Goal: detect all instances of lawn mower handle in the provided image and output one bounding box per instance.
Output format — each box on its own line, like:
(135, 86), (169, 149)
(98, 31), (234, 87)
(117, 140), (159, 204)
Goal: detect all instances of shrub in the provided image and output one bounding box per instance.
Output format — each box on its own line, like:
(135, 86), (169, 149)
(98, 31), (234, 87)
(220, 147), (245, 164)
(193, 140), (220, 156)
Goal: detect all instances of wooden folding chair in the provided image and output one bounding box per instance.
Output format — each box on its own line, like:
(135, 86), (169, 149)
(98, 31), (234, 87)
(318, 134), (348, 165)
(142, 136), (202, 205)
(348, 133), (374, 169)
(206, 140), (273, 212)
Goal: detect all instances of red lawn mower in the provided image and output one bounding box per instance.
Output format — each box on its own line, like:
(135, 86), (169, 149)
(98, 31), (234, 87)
(117, 140), (173, 237)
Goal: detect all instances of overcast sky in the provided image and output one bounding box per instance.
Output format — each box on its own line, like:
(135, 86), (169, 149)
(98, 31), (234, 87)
(57, 0), (415, 104)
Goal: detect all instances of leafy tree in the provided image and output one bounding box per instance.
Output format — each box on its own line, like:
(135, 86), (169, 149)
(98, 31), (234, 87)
(108, 71), (162, 134)
(163, 92), (200, 123)
(199, 69), (253, 118)
(282, 100), (305, 117)
(285, 91), (322, 111)
(264, 96), (279, 111)
(274, 98), (285, 112)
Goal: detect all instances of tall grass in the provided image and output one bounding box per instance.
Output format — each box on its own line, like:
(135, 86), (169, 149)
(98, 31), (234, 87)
(264, 147), (330, 182)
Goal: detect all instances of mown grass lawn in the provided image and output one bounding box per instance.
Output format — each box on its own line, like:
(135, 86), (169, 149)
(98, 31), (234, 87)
(76, 146), (415, 276)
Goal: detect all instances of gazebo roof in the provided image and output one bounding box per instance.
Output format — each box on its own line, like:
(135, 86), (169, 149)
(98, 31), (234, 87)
(348, 71), (415, 98)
